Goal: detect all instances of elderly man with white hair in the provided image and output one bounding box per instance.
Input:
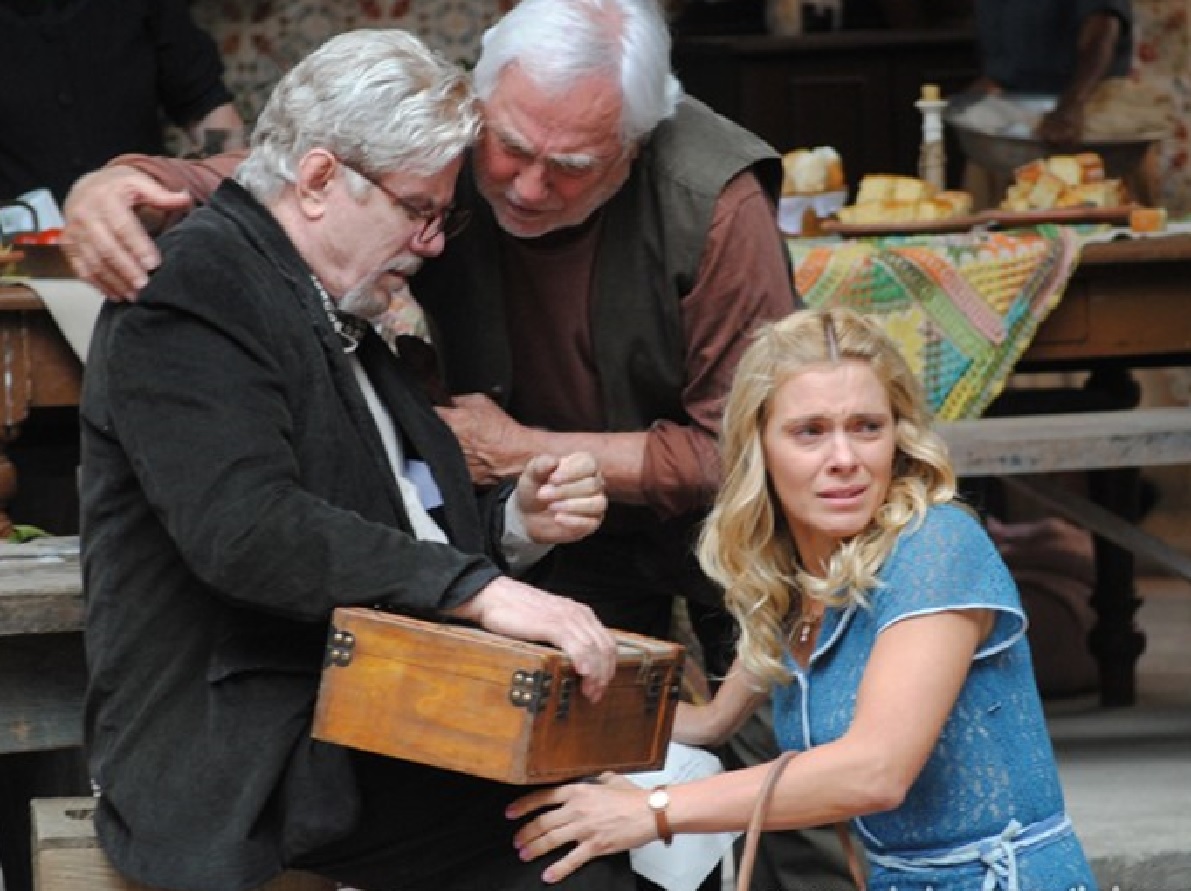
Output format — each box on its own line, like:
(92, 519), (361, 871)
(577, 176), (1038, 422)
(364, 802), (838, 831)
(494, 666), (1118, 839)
(64, 0), (797, 670)
(81, 28), (631, 891)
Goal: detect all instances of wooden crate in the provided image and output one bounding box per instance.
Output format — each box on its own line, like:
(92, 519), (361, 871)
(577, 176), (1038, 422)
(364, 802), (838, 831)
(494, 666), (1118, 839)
(31, 797), (332, 891)
(313, 608), (684, 784)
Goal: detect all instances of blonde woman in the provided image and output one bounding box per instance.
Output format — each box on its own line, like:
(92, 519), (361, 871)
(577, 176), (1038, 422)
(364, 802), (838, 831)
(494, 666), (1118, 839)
(511, 307), (1098, 891)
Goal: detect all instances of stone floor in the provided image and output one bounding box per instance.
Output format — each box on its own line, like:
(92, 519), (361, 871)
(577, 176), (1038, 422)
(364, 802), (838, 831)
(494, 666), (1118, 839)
(1050, 574), (1191, 891)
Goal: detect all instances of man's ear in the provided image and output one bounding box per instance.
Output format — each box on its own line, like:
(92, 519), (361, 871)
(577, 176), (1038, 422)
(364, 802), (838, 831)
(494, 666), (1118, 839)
(295, 149), (337, 219)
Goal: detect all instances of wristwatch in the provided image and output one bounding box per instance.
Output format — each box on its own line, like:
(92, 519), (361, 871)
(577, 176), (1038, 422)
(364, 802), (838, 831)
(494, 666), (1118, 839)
(647, 785), (673, 845)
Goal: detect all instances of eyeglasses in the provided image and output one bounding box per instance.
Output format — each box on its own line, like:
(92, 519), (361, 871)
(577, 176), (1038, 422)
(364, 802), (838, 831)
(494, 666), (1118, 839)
(338, 159), (470, 241)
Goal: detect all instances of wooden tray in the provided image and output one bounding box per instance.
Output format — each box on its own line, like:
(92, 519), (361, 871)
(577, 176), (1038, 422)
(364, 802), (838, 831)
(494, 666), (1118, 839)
(818, 214), (987, 237)
(816, 204), (1137, 238)
(980, 205), (1137, 229)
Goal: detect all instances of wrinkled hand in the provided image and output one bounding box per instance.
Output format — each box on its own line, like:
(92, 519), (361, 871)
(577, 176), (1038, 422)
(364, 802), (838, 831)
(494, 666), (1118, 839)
(437, 393), (534, 486)
(62, 165), (192, 300)
(507, 774), (656, 884)
(447, 576), (618, 702)
(516, 453), (607, 545)
(1038, 102), (1084, 147)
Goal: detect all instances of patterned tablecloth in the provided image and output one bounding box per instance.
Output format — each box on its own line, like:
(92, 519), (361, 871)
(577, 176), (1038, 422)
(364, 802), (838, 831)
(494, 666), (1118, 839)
(787, 227), (1082, 420)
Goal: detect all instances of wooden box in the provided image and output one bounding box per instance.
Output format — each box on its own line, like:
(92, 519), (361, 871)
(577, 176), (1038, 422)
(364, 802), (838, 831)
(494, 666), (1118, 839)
(312, 607), (684, 784)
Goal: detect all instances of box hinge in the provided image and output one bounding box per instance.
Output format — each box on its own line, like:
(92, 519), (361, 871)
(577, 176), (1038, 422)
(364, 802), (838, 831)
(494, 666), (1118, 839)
(643, 666), (684, 714)
(509, 669), (552, 713)
(555, 677), (575, 720)
(325, 626), (355, 668)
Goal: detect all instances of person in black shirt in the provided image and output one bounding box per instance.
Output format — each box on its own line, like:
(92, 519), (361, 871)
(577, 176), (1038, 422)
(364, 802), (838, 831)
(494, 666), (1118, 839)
(973, 0), (1132, 145)
(0, 0), (243, 207)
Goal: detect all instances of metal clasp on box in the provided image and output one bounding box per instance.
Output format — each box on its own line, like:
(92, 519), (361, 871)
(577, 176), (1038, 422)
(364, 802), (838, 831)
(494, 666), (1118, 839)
(509, 669), (553, 714)
(325, 627), (355, 667)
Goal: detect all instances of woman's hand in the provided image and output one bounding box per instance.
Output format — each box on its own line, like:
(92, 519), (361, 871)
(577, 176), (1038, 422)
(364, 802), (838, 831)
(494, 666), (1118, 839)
(508, 774), (657, 884)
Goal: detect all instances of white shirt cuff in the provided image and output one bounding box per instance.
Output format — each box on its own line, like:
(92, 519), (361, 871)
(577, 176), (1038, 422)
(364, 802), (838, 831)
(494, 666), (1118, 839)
(501, 498), (554, 575)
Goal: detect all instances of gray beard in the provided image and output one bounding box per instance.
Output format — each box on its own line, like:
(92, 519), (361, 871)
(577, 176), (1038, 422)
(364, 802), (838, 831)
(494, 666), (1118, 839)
(338, 270), (389, 321)
(338, 256), (423, 322)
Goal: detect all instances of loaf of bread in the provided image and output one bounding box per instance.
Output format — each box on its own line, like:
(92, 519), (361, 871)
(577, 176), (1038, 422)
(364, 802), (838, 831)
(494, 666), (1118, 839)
(835, 175), (971, 224)
(836, 196), (962, 225)
(1016, 154), (1104, 189)
(782, 147), (845, 195)
(1055, 181), (1128, 209)
(854, 174), (936, 205)
(1000, 152), (1126, 211)
(935, 190), (974, 216)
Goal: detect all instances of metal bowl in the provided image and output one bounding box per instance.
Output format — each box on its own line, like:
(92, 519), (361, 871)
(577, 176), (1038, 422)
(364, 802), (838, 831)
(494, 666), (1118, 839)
(944, 91), (1165, 177)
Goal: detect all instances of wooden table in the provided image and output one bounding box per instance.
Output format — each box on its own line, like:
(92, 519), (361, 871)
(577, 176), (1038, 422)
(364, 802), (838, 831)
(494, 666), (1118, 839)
(1018, 234), (1191, 370)
(0, 285), (84, 538)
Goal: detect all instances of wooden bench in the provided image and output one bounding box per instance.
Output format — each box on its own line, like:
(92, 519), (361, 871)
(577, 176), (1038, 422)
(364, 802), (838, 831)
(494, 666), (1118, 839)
(32, 797), (334, 891)
(939, 406), (1191, 705)
(940, 407), (1191, 581)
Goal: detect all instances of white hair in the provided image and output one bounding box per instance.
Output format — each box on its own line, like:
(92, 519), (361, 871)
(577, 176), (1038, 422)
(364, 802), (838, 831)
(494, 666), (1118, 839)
(236, 29), (481, 202)
(473, 0), (683, 145)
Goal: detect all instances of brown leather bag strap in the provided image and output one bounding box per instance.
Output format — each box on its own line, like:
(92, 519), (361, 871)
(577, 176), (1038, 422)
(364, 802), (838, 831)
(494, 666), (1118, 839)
(735, 751), (867, 891)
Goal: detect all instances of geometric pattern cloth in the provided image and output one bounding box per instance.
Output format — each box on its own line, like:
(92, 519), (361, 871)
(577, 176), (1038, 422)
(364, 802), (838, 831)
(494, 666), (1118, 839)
(787, 227), (1081, 420)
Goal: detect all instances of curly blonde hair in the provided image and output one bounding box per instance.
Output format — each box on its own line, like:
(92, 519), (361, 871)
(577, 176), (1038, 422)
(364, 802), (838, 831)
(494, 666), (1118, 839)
(697, 307), (957, 685)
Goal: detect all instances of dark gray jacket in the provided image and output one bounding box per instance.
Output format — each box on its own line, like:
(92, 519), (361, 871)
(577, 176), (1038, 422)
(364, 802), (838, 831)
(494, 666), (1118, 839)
(81, 181), (506, 891)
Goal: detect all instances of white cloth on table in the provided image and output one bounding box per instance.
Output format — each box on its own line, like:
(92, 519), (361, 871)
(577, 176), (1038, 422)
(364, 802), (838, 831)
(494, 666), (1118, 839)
(24, 278), (104, 361)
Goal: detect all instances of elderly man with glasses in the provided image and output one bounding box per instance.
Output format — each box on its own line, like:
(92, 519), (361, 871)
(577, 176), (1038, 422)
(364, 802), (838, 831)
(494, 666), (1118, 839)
(81, 28), (632, 891)
(66, 0), (796, 676)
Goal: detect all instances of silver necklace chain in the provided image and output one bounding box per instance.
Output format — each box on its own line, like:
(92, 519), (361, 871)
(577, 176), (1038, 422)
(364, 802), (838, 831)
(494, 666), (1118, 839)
(309, 275), (369, 354)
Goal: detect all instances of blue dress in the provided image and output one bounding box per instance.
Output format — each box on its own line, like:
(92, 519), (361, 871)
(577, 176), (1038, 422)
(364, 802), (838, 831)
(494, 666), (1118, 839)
(771, 504), (1098, 891)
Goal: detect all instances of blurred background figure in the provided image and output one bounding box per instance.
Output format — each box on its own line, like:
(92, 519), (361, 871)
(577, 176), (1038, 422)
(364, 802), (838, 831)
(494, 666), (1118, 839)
(0, 0), (244, 212)
(964, 0), (1135, 208)
(972, 0), (1132, 145)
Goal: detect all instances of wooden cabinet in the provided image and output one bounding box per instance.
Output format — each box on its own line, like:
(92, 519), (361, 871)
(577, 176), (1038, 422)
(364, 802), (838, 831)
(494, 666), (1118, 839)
(672, 29), (979, 190)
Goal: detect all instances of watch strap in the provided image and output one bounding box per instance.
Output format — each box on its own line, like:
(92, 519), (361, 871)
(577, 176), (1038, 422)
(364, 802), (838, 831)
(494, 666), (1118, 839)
(649, 785), (673, 845)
